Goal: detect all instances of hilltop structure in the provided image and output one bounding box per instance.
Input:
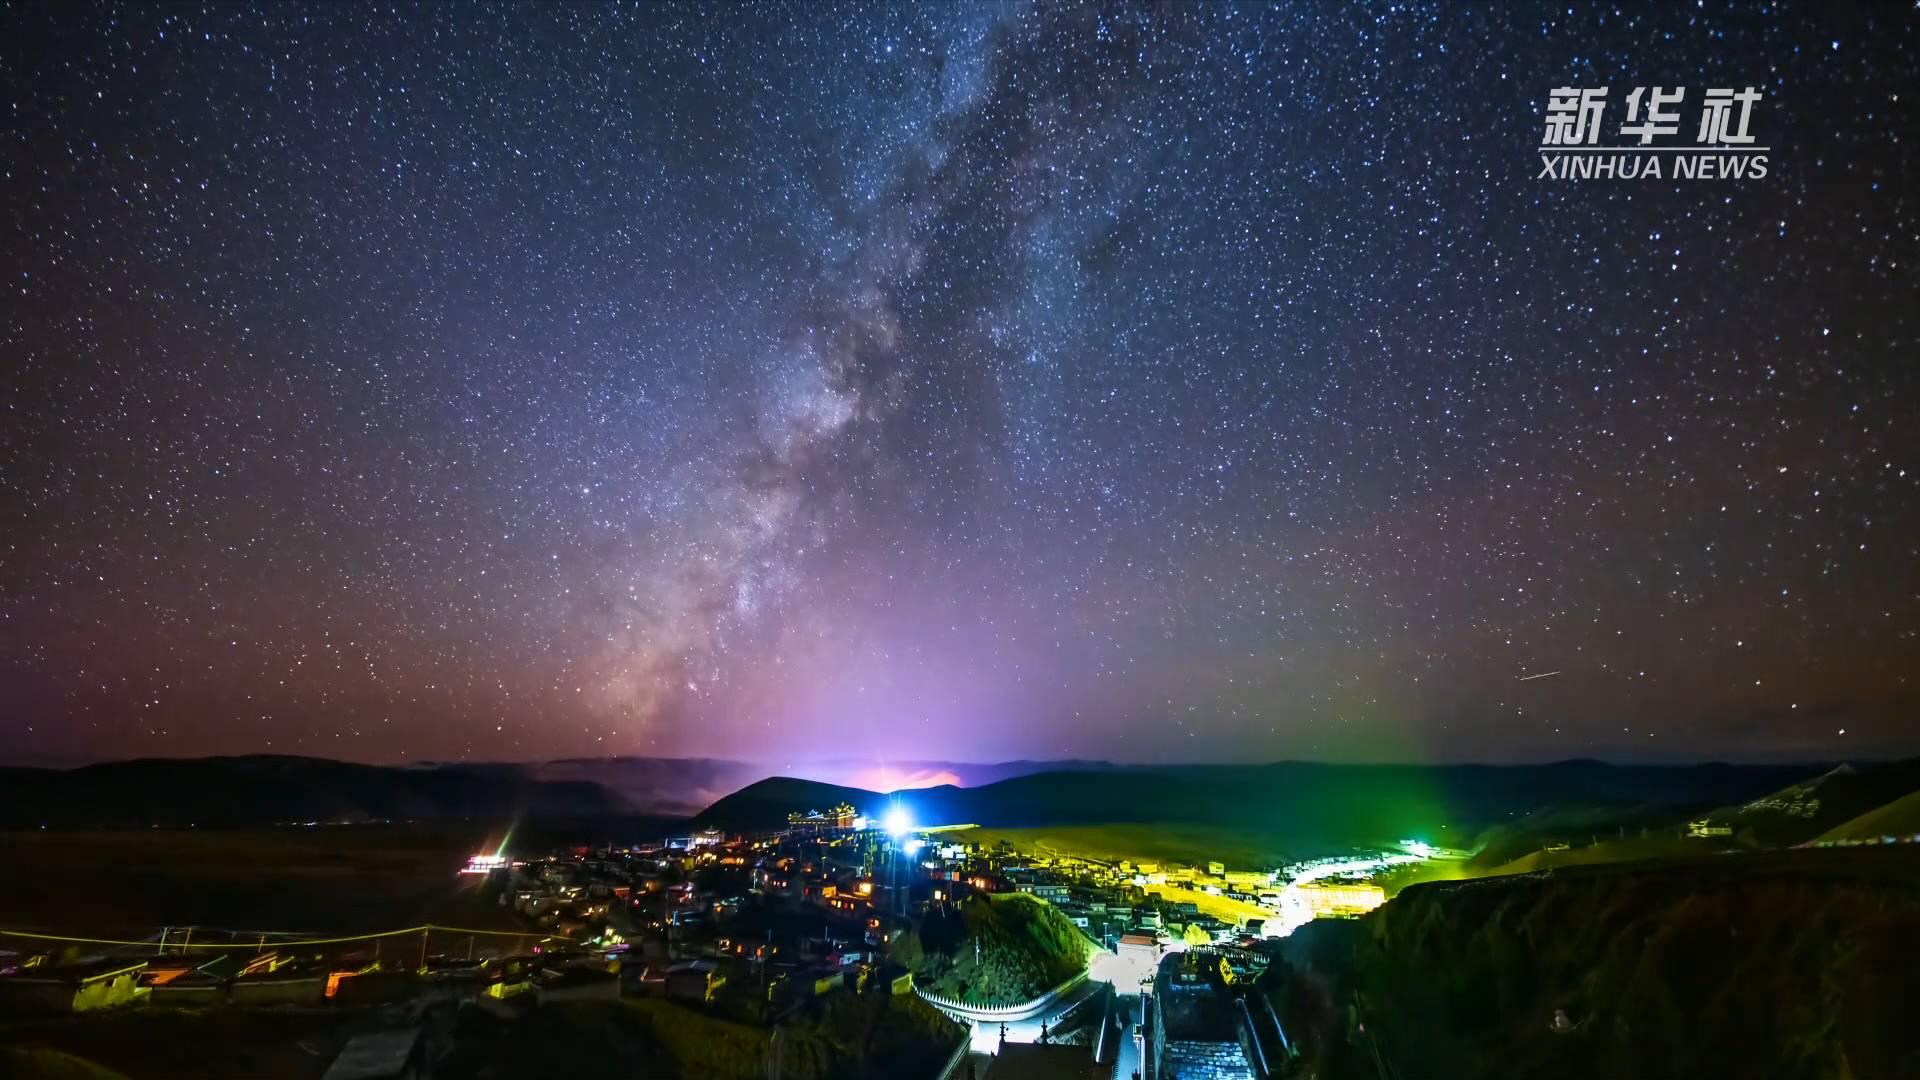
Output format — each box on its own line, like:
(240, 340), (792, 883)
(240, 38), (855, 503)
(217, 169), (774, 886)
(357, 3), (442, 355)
(787, 802), (860, 835)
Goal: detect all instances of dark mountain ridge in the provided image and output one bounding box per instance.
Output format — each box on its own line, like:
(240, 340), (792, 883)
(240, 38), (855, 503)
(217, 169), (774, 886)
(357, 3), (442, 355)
(10, 754), (1904, 847)
(0, 754), (626, 829)
(698, 759), (1842, 849)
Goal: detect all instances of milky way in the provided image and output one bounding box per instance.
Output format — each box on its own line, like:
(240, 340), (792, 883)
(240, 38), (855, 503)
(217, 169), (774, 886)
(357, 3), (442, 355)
(4, 3), (1917, 765)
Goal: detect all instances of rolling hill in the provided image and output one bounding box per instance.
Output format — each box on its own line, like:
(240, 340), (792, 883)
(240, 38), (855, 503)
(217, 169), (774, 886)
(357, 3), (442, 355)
(529, 756), (1081, 816)
(694, 776), (882, 830)
(0, 755), (626, 829)
(1705, 758), (1920, 846)
(0, 755), (1094, 828)
(8, 753), (1889, 849)
(1816, 789), (1920, 844)
(1464, 801), (1717, 870)
(699, 760), (1831, 855)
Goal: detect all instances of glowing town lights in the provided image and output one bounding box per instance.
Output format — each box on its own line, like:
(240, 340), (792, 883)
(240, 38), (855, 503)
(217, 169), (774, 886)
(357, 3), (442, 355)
(1402, 840), (1435, 858)
(460, 853), (508, 874)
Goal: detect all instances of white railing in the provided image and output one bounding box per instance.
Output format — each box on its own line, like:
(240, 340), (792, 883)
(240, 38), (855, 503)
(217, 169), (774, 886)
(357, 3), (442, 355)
(915, 971), (1089, 1022)
(1093, 987), (1112, 1062)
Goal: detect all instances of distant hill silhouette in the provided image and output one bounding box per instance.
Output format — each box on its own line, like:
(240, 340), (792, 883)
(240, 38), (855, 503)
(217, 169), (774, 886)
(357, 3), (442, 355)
(1705, 757), (1920, 846)
(528, 756), (1077, 815)
(4, 754), (1875, 843)
(0, 755), (625, 828)
(697, 777), (883, 830)
(699, 760), (1830, 851)
(528, 756), (769, 815)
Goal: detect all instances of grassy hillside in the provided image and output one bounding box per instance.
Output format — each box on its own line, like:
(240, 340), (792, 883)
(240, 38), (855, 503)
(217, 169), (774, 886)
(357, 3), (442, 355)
(1816, 789), (1920, 843)
(700, 761), (1821, 855)
(1277, 846), (1920, 1080)
(1465, 803), (1709, 869)
(905, 762), (1814, 852)
(892, 893), (1089, 1006)
(959, 822), (1307, 868)
(1476, 834), (1710, 876)
(1706, 759), (1920, 847)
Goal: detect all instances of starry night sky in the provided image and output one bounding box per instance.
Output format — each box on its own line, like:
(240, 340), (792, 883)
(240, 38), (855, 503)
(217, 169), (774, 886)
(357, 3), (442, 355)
(5, 3), (1917, 767)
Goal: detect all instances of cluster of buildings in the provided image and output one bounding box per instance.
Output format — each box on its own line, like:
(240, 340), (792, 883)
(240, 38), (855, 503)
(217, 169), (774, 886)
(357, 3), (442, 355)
(788, 801), (859, 834)
(495, 814), (1198, 1023)
(0, 819), (940, 1076)
(0, 804), (1431, 1080)
(0, 930), (629, 1080)
(0, 934), (624, 1018)
(477, 808), (1414, 1011)
(935, 841), (1396, 950)
(470, 825), (926, 1023)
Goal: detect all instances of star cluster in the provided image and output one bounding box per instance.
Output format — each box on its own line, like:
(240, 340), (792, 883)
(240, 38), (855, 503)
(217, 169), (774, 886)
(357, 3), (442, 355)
(4, 3), (1916, 764)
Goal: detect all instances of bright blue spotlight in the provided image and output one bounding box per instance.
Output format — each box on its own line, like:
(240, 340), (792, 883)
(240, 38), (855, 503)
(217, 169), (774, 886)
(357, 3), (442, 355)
(883, 806), (914, 838)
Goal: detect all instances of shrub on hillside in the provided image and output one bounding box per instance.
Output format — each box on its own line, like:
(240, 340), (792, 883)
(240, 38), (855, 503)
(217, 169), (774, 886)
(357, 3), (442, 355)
(894, 894), (1088, 1006)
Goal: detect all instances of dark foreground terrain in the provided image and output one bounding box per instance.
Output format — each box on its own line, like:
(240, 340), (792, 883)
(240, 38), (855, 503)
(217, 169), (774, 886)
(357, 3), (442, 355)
(0, 811), (690, 938)
(0, 993), (963, 1080)
(1266, 845), (1920, 1080)
(0, 825), (518, 937)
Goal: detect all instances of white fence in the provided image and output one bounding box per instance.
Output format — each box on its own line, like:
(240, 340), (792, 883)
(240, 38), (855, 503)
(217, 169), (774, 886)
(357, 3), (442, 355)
(915, 971), (1089, 1023)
